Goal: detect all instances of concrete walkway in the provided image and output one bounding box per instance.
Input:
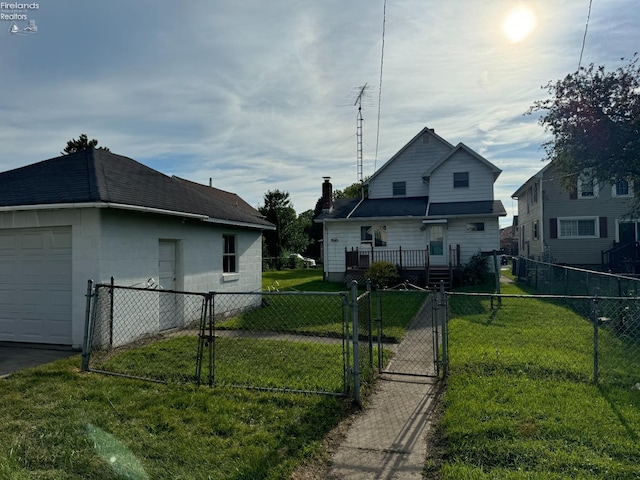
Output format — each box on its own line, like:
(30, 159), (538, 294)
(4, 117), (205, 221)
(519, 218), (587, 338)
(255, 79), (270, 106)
(328, 373), (441, 479)
(327, 293), (443, 479)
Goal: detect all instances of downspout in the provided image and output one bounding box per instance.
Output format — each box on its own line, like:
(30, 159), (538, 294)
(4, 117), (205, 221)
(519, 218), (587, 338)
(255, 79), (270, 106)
(346, 197), (365, 219)
(539, 177), (544, 255)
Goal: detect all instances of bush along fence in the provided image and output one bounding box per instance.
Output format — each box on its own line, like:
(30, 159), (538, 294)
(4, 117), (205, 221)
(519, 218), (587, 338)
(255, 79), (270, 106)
(445, 291), (640, 388)
(81, 280), (444, 405)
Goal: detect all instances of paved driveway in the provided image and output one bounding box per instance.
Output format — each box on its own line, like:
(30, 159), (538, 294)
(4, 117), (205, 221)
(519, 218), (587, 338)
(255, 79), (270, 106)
(0, 343), (77, 377)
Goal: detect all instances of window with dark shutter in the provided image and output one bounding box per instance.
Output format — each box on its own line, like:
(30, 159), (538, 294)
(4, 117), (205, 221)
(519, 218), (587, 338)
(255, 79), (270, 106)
(599, 217), (608, 238)
(549, 218), (558, 239)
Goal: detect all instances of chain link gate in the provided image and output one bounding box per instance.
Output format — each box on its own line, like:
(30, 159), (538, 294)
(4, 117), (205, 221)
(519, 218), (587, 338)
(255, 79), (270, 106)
(374, 282), (445, 378)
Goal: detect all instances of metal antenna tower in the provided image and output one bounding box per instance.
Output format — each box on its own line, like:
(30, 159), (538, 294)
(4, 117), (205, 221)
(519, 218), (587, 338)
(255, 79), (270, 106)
(354, 83), (368, 183)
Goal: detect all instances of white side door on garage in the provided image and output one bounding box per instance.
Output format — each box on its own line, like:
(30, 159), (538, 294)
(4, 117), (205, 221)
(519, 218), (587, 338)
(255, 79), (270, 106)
(0, 227), (72, 344)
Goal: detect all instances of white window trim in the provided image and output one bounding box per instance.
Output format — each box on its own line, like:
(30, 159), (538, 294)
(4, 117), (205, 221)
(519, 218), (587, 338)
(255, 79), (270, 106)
(577, 176), (599, 199)
(612, 179), (634, 198)
(557, 217), (599, 239)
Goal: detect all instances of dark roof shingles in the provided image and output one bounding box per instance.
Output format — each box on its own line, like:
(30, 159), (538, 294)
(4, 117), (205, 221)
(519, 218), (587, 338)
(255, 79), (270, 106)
(0, 149), (272, 227)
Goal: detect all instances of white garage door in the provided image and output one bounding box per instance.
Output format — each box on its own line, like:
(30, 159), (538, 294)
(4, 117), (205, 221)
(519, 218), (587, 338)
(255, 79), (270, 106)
(0, 227), (72, 344)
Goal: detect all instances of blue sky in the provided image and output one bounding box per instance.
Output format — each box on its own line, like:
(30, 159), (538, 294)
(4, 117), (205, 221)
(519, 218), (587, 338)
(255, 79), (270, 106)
(1, 0), (638, 227)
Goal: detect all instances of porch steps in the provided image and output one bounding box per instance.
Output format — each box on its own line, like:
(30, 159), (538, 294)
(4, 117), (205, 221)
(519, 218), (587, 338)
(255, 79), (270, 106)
(426, 267), (452, 290)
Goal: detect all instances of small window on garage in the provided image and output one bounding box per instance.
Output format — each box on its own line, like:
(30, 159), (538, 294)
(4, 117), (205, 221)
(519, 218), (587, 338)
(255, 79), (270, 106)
(223, 234), (237, 273)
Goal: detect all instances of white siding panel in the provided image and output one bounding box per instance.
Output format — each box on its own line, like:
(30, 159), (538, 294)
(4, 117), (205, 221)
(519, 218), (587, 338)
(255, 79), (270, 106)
(429, 151), (495, 203)
(445, 218), (500, 265)
(368, 138), (451, 199)
(324, 219), (426, 277)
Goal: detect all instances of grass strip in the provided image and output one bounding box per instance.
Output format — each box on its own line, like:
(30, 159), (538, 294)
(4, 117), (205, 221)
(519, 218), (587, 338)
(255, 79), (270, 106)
(435, 281), (640, 479)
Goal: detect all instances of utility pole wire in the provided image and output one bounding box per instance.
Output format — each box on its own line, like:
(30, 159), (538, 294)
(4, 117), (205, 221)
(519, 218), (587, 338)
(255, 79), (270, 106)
(374, 0), (387, 172)
(578, 0), (593, 70)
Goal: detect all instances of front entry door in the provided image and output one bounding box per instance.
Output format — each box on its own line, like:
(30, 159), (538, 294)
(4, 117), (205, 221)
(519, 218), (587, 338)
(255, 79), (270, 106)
(427, 225), (446, 265)
(619, 222), (636, 245)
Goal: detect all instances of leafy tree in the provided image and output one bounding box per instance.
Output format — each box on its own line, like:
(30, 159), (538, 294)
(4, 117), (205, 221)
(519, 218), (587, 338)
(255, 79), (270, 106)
(258, 190), (306, 263)
(333, 179), (368, 200)
(530, 56), (640, 210)
(62, 134), (110, 154)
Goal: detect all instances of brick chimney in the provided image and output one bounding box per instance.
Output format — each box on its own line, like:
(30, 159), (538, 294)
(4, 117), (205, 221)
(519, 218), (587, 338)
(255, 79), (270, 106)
(321, 177), (332, 212)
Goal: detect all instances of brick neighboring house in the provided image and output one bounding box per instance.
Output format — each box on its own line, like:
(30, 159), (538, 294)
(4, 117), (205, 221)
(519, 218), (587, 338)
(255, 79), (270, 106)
(512, 162), (638, 272)
(0, 148), (274, 347)
(316, 127), (506, 286)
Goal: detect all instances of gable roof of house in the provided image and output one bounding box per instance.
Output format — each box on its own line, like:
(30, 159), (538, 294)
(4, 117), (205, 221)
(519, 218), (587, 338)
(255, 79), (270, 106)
(365, 127), (455, 185)
(422, 143), (502, 181)
(511, 162), (552, 198)
(0, 148), (274, 229)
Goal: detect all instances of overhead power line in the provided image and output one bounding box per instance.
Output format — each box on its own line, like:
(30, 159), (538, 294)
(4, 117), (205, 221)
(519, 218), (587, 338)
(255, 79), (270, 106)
(374, 0), (387, 172)
(578, 0), (593, 70)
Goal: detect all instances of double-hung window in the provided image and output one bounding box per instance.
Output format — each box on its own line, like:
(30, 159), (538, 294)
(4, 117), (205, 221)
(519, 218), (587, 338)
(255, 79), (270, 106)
(361, 225), (387, 247)
(577, 175), (598, 198)
(612, 178), (633, 197)
(223, 234), (237, 273)
(453, 172), (469, 188)
(392, 181), (406, 196)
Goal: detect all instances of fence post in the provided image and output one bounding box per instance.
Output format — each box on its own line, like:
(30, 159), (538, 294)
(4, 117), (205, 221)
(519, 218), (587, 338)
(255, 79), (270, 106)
(343, 292), (352, 396)
(81, 280), (94, 372)
(592, 298), (599, 384)
(208, 293), (215, 387)
(366, 279), (373, 369)
(440, 280), (448, 377)
(351, 281), (361, 407)
(376, 287), (383, 372)
(109, 276), (115, 347)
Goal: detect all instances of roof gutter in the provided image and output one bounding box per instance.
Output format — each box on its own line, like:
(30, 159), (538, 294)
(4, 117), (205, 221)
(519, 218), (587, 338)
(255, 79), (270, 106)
(0, 202), (209, 219)
(323, 214), (428, 222)
(202, 216), (276, 230)
(0, 202), (275, 229)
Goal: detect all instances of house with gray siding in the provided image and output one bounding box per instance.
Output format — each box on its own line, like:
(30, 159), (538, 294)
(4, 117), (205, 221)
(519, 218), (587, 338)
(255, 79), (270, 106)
(0, 148), (274, 348)
(316, 127), (506, 286)
(512, 162), (637, 272)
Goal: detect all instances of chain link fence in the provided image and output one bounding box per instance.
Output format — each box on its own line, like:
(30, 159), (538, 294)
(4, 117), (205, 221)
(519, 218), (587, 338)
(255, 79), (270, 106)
(513, 257), (640, 296)
(375, 285), (440, 377)
(81, 280), (446, 404)
(446, 292), (640, 388)
(83, 283), (352, 397)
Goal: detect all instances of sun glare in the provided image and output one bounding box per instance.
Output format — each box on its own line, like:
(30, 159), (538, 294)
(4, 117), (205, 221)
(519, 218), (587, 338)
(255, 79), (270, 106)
(501, 5), (537, 43)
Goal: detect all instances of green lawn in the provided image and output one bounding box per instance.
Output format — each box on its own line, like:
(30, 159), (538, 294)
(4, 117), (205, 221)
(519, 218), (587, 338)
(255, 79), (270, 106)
(0, 269), (436, 478)
(433, 280), (640, 479)
(0, 357), (349, 479)
(260, 269), (426, 342)
(2, 269), (414, 479)
(262, 269), (344, 292)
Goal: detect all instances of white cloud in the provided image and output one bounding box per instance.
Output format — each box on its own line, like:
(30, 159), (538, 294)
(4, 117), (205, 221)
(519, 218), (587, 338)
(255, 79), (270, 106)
(0, 0), (639, 226)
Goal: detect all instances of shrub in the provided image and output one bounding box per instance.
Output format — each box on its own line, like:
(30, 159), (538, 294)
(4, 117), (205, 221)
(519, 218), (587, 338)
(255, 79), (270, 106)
(462, 253), (490, 285)
(366, 261), (400, 289)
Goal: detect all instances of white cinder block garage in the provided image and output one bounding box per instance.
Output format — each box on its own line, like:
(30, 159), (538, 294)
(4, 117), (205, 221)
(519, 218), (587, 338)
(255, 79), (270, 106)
(0, 149), (274, 348)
